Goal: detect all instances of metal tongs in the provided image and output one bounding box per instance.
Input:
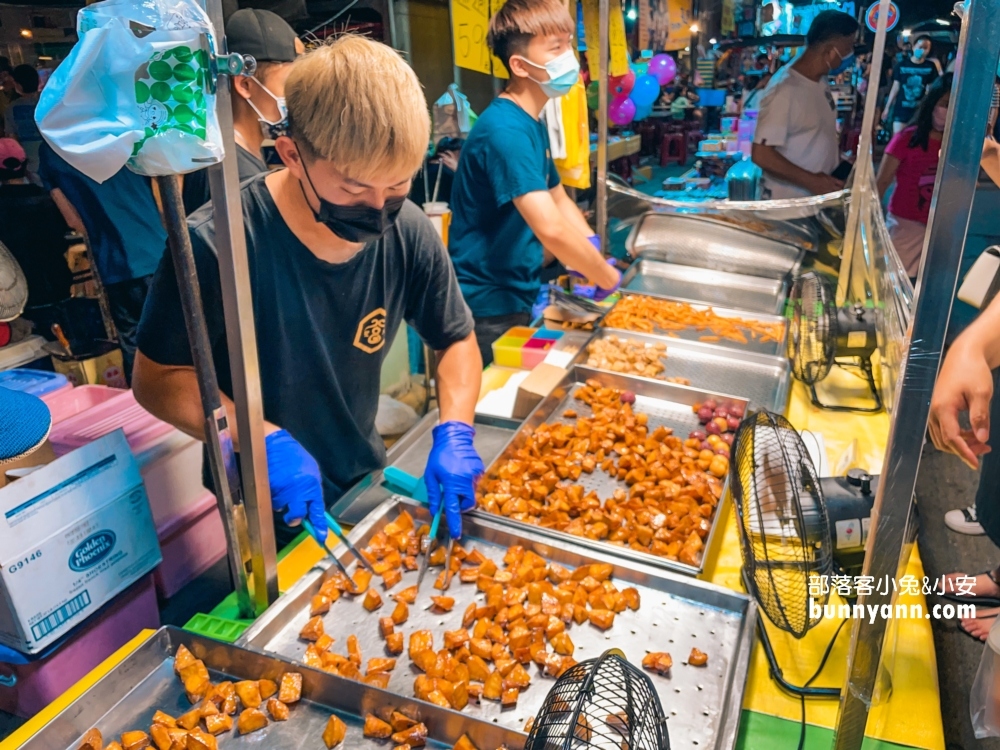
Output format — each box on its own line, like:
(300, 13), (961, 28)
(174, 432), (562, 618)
(415, 506), (455, 593)
(303, 511), (376, 580)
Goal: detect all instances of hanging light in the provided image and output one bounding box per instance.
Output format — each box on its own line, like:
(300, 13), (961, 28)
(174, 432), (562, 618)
(626, 8), (638, 20)
(689, 23), (700, 33)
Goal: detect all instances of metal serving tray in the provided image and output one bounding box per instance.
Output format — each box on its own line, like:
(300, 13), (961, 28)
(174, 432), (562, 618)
(474, 366), (748, 576)
(331, 410), (519, 525)
(240, 497), (755, 750)
(626, 213), (805, 281)
(621, 258), (789, 315)
(609, 292), (789, 357)
(26, 627), (524, 750)
(578, 328), (791, 413)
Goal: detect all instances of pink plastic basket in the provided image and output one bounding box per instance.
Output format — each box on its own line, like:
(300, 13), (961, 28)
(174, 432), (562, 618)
(153, 490), (226, 599)
(41, 384), (124, 424)
(49, 389), (173, 457)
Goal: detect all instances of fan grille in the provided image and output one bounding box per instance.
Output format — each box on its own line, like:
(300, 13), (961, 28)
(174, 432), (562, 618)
(526, 650), (669, 750)
(787, 272), (836, 384)
(730, 411), (833, 637)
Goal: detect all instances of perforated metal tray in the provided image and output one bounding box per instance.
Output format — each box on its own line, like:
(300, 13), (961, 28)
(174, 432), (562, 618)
(579, 328), (791, 412)
(626, 213), (805, 281)
(25, 627), (524, 750)
(240, 497), (755, 750)
(621, 258), (788, 315)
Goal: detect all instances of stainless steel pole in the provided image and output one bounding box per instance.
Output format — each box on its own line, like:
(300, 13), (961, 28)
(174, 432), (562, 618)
(596, 0), (609, 250)
(203, 0), (279, 615)
(832, 2), (1000, 747)
(837, 0), (889, 306)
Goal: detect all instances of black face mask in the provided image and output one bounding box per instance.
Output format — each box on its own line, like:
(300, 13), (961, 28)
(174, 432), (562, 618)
(299, 155), (406, 243)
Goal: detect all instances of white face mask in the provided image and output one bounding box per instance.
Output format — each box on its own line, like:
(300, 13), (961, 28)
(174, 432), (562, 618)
(244, 76), (288, 139)
(513, 49), (580, 99)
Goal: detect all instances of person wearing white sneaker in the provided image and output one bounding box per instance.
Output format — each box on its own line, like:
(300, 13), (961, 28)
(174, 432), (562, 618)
(945, 505), (986, 535)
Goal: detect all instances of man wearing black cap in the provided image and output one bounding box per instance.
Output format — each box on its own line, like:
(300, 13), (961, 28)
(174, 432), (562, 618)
(181, 8), (302, 214)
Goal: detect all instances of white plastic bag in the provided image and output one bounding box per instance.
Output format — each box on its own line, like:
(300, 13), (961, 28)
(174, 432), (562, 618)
(971, 616), (1000, 738)
(36, 0), (223, 182)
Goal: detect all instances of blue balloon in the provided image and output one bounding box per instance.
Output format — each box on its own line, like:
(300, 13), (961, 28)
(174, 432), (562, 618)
(630, 74), (660, 107)
(633, 103), (653, 121)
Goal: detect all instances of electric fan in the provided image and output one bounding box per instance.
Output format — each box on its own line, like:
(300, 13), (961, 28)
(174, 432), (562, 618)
(786, 271), (881, 412)
(729, 410), (877, 697)
(525, 649), (669, 750)
(0, 241), (28, 323)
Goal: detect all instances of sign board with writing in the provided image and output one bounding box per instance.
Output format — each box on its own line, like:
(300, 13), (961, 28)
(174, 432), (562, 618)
(451, 0), (491, 74)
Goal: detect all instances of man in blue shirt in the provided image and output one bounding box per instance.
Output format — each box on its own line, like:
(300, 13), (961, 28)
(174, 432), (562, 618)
(448, 0), (620, 365)
(38, 142), (167, 382)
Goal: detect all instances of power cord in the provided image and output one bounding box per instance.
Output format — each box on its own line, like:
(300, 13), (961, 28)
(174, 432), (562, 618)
(797, 618), (849, 750)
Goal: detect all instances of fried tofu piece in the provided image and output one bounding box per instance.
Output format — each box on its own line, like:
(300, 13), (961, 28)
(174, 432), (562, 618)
(234, 680), (262, 709)
(364, 589), (384, 611)
(391, 723), (428, 747)
(323, 715), (347, 748)
(204, 713), (232, 735)
(78, 728), (103, 750)
(300, 615), (325, 642)
(236, 708), (268, 735)
(267, 698), (289, 721)
(184, 729), (217, 750)
(430, 596), (454, 612)
(174, 645), (197, 675)
(363, 714), (393, 739)
(366, 657), (397, 674)
(453, 734), (479, 750)
(278, 672), (303, 703)
(121, 731), (150, 750)
(385, 632), (404, 655)
(311, 594), (333, 616)
(391, 601), (409, 625)
(688, 647), (708, 666)
(641, 651), (673, 675)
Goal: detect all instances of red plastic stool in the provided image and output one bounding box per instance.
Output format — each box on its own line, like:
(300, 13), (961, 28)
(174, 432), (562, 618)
(686, 129), (704, 155)
(660, 132), (686, 166)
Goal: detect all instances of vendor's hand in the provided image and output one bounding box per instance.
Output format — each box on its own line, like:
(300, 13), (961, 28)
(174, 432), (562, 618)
(928, 340), (994, 469)
(594, 258), (622, 302)
(806, 172), (845, 196)
(587, 234), (601, 252)
(265, 429), (327, 542)
(425, 421), (484, 539)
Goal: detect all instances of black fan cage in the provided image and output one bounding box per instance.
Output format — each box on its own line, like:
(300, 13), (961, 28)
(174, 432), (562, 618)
(525, 650), (669, 750)
(787, 271), (836, 384)
(730, 411), (833, 637)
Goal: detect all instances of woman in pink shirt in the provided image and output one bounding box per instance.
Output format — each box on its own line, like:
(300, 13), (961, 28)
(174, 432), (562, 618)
(876, 73), (952, 280)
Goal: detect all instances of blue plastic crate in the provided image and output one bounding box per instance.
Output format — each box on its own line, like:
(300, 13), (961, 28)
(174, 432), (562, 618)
(0, 369), (70, 397)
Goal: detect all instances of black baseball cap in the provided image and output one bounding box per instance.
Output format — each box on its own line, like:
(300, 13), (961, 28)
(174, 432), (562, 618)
(226, 8), (298, 64)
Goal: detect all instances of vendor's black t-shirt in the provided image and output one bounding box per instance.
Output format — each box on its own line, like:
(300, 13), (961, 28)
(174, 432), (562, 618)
(137, 173), (474, 505)
(181, 145), (268, 215)
(891, 59), (939, 124)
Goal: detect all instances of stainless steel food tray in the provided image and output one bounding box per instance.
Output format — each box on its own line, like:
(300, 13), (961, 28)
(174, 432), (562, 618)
(331, 409), (519, 525)
(621, 258), (788, 315)
(475, 366), (748, 576)
(609, 292), (789, 357)
(579, 328), (791, 413)
(626, 213), (805, 281)
(240, 497), (755, 750)
(27, 626), (523, 750)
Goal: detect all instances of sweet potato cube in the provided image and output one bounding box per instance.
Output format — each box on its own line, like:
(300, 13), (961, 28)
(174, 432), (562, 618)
(505, 663), (531, 689)
(174, 645), (197, 675)
(641, 652), (673, 675)
(688, 647), (708, 666)
(379, 617), (395, 637)
(266, 698), (289, 721)
(444, 629), (470, 650)
(347, 635), (362, 666)
(550, 632), (575, 656)
(151, 724), (174, 750)
(382, 569), (403, 589)
(467, 655), (491, 682)
(351, 569), (373, 594)
(573, 605), (589, 625)
(278, 672), (303, 703)
(501, 687), (519, 706)
(78, 728), (103, 750)
(121, 731), (150, 750)
(221, 696), (237, 716)
(106, 743), (123, 750)
(204, 713), (233, 735)
(390, 711), (419, 732)
(409, 630), (434, 657)
(459, 568), (479, 583)
(167, 728), (188, 749)
(311, 594), (332, 616)
(363, 714), (393, 739)
(392, 601), (409, 625)
(430, 596), (454, 612)
(184, 729), (217, 750)
(177, 707), (202, 731)
(425, 690), (451, 709)
(300, 615), (325, 642)
(453, 734), (479, 750)
(451, 680), (470, 711)
(237, 708), (268, 735)
(622, 587), (640, 610)
(479, 559), (498, 577)
(393, 586), (418, 604)
(323, 715), (347, 748)
(366, 658), (397, 674)
(257, 679), (277, 700)
(391, 723), (428, 747)
(234, 680), (262, 708)
(385, 632), (404, 655)
(462, 602), (477, 628)
(363, 673), (391, 688)
(200, 702), (219, 719)
(483, 671), (503, 701)
(364, 589), (384, 611)
(588, 609), (615, 630)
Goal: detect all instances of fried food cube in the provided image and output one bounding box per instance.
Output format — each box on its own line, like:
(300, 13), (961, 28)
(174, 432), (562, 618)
(483, 671), (503, 701)
(443, 628), (470, 650)
(588, 609), (615, 630)
(276, 672), (302, 703)
(641, 651), (673, 675)
(363, 714), (393, 739)
(204, 712), (233, 735)
(411, 649), (436, 673)
(314, 634), (335, 653)
(409, 630), (434, 658)
(430, 596), (455, 612)
(311, 594), (332, 616)
(382, 569), (403, 589)
(385, 632), (404, 655)
(174, 645), (197, 675)
(451, 681), (469, 711)
(391, 723), (428, 747)
(549, 632), (574, 656)
(347, 635), (362, 666)
(379, 617), (395, 637)
(688, 647), (708, 666)
(121, 731), (150, 750)
(351, 569), (373, 594)
(621, 587), (640, 611)
(266, 698), (289, 721)
(425, 690), (451, 709)
(390, 711), (419, 732)
(453, 734), (480, 750)
(367, 657), (397, 674)
(151, 711), (177, 729)
(323, 715), (347, 748)
(501, 687), (519, 706)
(364, 673), (391, 688)
(78, 728), (103, 750)
(236, 708), (268, 735)
(185, 729), (217, 750)
(364, 589), (384, 611)
(150, 724), (174, 750)
(221, 695), (237, 716)
(300, 615), (325, 642)
(234, 680), (262, 708)
(257, 679), (278, 700)
(467, 655), (491, 682)
(391, 601), (409, 625)
(177, 707), (202, 731)
(393, 586), (418, 604)
(201, 701), (220, 721)
(574, 715), (592, 742)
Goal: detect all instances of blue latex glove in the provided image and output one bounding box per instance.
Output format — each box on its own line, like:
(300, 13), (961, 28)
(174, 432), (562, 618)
(265, 429), (328, 543)
(587, 234), (601, 252)
(425, 421), (485, 539)
(594, 261), (622, 302)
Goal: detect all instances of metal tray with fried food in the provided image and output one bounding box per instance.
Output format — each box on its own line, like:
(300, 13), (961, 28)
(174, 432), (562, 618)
(239, 497), (755, 750)
(33, 626), (519, 750)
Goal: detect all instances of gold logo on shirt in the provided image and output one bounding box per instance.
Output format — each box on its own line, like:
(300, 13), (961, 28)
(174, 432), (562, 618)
(354, 308), (387, 353)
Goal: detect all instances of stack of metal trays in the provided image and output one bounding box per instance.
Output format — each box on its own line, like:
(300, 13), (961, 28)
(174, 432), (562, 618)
(240, 496), (755, 750)
(578, 328), (791, 412)
(27, 627), (524, 750)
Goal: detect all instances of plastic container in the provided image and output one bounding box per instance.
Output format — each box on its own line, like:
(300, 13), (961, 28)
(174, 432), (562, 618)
(0, 369), (70, 397)
(49, 388), (173, 457)
(521, 338), (555, 369)
(41, 384), (124, 424)
(0, 574), (159, 717)
(154, 489), (226, 599)
(183, 613), (249, 643)
(504, 326), (538, 340)
(0, 335), (48, 372)
(530, 329), (564, 342)
(492, 336), (529, 368)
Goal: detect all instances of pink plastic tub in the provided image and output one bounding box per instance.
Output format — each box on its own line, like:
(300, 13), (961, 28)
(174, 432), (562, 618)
(154, 490), (226, 599)
(41, 384), (124, 424)
(0, 574), (159, 717)
(49, 389), (173, 456)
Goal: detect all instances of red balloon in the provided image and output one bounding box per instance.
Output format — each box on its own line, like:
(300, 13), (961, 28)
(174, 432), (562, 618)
(610, 71), (636, 98)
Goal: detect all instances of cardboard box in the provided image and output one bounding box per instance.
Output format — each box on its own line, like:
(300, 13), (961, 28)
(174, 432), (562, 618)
(0, 430), (161, 654)
(513, 363), (568, 420)
(49, 341), (127, 388)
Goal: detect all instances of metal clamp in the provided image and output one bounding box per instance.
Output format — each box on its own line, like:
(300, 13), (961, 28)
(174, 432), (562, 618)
(203, 32), (257, 94)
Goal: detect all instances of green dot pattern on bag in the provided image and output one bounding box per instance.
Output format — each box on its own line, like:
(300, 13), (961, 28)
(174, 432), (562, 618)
(135, 80), (150, 104)
(174, 63), (195, 83)
(173, 84), (195, 104)
(133, 44), (214, 155)
(174, 46), (194, 63)
(148, 60), (173, 81)
(173, 104), (194, 124)
(150, 81), (172, 102)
